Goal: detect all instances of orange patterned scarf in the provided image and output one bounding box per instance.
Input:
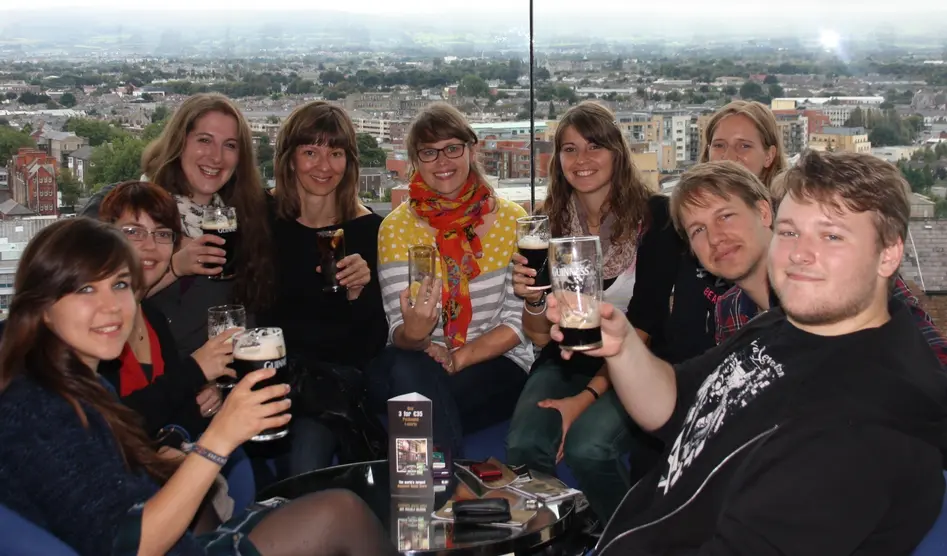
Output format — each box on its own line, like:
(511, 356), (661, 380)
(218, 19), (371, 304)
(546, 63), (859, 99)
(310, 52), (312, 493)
(409, 171), (491, 348)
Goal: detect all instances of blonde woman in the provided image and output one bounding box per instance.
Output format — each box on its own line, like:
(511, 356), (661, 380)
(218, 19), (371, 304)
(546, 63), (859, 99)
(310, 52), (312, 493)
(81, 93), (276, 357)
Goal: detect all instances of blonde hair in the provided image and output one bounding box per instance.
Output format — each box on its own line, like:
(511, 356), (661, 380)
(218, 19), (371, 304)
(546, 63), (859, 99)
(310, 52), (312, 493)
(670, 161), (771, 237)
(700, 100), (787, 187)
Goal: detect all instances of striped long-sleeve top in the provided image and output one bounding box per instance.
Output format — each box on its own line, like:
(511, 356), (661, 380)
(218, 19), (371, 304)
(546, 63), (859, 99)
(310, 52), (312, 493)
(377, 198), (534, 372)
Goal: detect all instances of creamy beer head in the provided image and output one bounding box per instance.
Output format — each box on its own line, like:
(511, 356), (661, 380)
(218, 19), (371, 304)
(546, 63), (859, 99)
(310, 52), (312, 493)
(517, 235), (549, 250)
(202, 215), (238, 231)
(234, 328), (285, 361)
(559, 308), (601, 330)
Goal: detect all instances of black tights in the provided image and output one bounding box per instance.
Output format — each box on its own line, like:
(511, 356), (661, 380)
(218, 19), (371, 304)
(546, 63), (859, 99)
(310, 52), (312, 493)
(248, 489), (398, 556)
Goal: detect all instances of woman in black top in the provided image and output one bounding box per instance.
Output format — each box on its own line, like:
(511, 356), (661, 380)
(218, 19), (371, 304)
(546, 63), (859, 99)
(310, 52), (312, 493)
(0, 218), (397, 556)
(505, 102), (682, 522)
(81, 93), (277, 358)
(260, 101), (387, 474)
(96, 181), (238, 443)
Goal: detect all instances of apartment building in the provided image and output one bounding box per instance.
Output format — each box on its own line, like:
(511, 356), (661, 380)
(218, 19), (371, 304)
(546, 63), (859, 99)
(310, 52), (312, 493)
(479, 139), (553, 180)
(33, 129), (87, 167)
(809, 126), (872, 154)
(9, 149), (59, 217)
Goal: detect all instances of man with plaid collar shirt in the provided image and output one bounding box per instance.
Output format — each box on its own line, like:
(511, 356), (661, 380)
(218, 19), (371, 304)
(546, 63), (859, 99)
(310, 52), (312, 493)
(669, 159), (947, 369)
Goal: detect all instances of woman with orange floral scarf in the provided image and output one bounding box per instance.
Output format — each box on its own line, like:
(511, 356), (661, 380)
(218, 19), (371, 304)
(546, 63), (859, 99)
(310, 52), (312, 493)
(369, 103), (533, 456)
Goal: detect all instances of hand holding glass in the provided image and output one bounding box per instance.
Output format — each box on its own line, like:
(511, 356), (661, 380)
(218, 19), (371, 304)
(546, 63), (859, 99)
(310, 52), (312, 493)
(549, 237), (604, 351)
(207, 304), (246, 389)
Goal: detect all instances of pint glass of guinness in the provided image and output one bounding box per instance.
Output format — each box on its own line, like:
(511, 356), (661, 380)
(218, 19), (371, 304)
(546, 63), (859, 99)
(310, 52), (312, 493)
(516, 215), (551, 291)
(201, 206), (238, 281)
(232, 327), (289, 441)
(315, 229), (346, 293)
(407, 244), (436, 306)
(549, 236), (603, 351)
(207, 304), (247, 390)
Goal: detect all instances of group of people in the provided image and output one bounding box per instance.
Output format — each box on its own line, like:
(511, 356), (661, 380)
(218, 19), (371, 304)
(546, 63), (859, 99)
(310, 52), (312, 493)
(0, 90), (945, 556)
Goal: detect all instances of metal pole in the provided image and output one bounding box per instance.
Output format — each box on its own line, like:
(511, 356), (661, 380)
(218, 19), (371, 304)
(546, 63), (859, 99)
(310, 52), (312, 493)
(528, 0), (536, 213)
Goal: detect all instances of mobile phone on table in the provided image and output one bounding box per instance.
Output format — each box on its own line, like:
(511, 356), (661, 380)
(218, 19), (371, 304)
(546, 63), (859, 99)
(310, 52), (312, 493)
(470, 462), (502, 481)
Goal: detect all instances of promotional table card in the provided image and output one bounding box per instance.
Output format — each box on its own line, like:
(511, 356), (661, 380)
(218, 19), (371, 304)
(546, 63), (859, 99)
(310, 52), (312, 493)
(388, 392), (434, 496)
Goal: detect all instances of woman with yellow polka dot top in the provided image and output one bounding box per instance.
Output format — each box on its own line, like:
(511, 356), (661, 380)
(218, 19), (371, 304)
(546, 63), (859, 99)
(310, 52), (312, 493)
(368, 103), (533, 457)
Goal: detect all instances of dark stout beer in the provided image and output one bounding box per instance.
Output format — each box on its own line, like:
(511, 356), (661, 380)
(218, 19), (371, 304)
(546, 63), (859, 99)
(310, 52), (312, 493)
(202, 211), (239, 281)
(517, 235), (551, 290)
(233, 330), (288, 441)
(316, 229), (346, 293)
(559, 323), (603, 351)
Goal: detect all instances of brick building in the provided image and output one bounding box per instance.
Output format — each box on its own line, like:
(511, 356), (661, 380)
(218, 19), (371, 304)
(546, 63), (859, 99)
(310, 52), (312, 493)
(9, 148), (59, 217)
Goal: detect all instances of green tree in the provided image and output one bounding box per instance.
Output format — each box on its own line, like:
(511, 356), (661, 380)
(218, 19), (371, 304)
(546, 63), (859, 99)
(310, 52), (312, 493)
(739, 81), (766, 103)
(458, 74), (489, 98)
(356, 133), (385, 167)
(18, 92), (51, 105)
(89, 136), (147, 187)
(266, 115), (280, 124)
(59, 92), (77, 108)
(868, 124), (905, 147)
(64, 118), (125, 146)
(844, 107), (865, 128)
(57, 168), (82, 206)
(142, 120), (167, 142)
(151, 105), (169, 123)
(0, 126), (36, 162)
(254, 133), (274, 178)
(548, 101), (556, 120)
(935, 196), (947, 218)
(4, 92), (16, 101)
(763, 75), (779, 85)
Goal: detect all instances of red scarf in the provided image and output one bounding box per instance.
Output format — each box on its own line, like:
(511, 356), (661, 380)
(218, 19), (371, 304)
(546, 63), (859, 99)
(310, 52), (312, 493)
(118, 316), (165, 397)
(409, 171), (491, 348)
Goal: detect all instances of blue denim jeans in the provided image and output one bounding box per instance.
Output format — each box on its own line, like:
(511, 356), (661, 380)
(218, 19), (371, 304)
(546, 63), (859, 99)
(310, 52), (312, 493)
(505, 358), (662, 520)
(288, 416), (338, 476)
(367, 346), (527, 457)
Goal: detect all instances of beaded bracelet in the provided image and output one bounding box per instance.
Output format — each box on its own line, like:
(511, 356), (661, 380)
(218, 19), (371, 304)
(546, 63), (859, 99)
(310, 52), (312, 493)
(181, 442), (229, 467)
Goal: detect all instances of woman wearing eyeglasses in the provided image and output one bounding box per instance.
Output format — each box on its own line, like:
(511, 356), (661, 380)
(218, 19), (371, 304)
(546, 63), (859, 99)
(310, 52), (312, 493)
(369, 103), (533, 457)
(97, 181), (240, 445)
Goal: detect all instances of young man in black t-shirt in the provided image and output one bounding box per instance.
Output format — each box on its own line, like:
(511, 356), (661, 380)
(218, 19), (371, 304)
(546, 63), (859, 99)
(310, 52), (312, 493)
(546, 150), (947, 555)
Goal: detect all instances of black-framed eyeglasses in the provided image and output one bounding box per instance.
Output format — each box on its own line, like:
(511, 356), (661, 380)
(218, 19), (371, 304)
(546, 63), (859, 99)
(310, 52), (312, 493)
(417, 143), (467, 163)
(121, 226), (176, 245)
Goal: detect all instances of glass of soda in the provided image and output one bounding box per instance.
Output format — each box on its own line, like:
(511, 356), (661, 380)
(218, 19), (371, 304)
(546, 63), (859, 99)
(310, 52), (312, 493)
(316, 229), (346, 293)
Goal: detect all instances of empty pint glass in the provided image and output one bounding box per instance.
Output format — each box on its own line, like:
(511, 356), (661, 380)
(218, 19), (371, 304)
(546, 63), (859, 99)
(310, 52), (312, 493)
(207, 304), (247, 390)
(316, 229), (346, 293)
(549, 237), (603, 351)
(202, 206), (239, 281)
(516, 215), (551, 291)
(232, 327), (289, 441)
(408, 244), (436, 306)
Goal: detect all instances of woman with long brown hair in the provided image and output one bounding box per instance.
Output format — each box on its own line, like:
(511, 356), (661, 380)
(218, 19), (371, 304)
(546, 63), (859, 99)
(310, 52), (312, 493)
(261, 100), (387, 474)
(0, 218), (397, 556)
(369, 102), (532, 457)
(81, 93), (276, 358)
(505, 101), (683, 523)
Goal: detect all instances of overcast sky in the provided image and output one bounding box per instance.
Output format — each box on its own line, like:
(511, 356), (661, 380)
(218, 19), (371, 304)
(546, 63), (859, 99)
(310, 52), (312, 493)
(6, 0), (946, 15)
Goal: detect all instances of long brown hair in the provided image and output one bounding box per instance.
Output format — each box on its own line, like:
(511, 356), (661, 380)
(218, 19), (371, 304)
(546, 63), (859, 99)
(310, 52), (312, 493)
(405, 102), (493, 193)
(273, 101), (360, 223)
(546, 101), (652, 243)
(141, 93), (274, 311)
(0, 219), (175, 483)
(699, 100), (787, 188)
(99, 181), (185, 249)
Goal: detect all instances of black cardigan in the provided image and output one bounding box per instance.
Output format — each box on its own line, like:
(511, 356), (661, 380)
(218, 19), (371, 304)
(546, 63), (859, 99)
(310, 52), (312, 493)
(98, 299), (209, 440)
